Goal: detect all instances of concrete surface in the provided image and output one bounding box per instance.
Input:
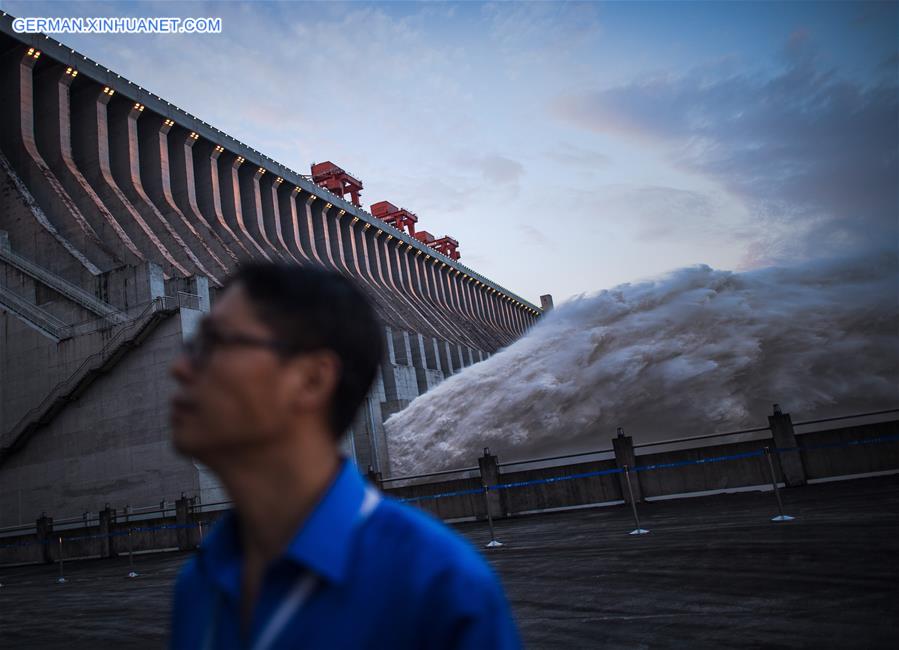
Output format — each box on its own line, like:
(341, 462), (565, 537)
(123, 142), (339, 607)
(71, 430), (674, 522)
(0, 475), (897, 649)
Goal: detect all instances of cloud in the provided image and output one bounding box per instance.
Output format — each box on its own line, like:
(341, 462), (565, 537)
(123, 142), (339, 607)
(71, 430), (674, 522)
(551, 36), (899, 267)
(475, 154), (523, 186)
(517, 224), (555, 250)
(594, 184), (734, 243)
(481, 1), (602, 61)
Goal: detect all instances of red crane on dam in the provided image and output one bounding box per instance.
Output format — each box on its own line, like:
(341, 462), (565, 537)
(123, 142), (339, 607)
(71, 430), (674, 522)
(311, 161), (364, 207)
(414, 231), (461, 260)
(370, 200), (418, 236)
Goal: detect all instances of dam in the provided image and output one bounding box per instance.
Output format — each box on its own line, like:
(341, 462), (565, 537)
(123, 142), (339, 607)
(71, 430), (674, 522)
(0, 13), (541, 527)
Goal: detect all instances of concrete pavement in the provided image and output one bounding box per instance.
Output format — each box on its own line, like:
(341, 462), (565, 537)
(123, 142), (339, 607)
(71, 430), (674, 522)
(1, 475), (897, 648)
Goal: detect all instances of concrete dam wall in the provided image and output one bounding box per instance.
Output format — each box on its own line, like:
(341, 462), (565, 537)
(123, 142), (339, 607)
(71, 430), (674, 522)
(0, 17), (541, 527)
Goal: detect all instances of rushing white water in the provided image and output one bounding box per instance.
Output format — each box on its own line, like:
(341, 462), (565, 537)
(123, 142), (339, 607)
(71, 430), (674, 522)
(385, 251), (899, 475)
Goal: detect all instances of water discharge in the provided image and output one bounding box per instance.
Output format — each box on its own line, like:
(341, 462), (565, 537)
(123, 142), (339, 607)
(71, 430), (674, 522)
(385, 251), (899, 475)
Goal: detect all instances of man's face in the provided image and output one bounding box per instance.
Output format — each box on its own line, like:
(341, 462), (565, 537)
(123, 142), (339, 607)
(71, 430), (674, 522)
(169, 284), (297, 459)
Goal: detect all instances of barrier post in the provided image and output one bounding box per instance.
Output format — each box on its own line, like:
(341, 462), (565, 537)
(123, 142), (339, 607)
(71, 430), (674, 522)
(193, 494), (205, 546)
(367, 466), (384, 491)
(175, 495), (195, 550)
(482, 480), (503, 548)
(478, 448), (505, 519)
(36, 513), (53, 564)
(125, 505), (138, 578)
(98, 504), (116, 558)
(764, 447), (795, 522)
(613, 428), (643, 503)
(768, 404), (806, 487)
(56, 537), (66, 584)
(127, 527), (138, 578)
(624, 465), (650, 535)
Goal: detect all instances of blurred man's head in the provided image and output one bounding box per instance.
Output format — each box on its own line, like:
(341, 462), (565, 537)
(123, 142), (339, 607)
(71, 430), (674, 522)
(169, 264), (383, 463)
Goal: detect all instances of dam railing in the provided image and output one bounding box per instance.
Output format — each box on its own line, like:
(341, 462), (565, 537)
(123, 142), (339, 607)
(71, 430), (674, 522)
(0, 407), (897, 566)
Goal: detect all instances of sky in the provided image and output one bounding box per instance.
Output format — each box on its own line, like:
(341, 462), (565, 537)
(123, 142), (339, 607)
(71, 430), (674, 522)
(3, 0), (896, 305)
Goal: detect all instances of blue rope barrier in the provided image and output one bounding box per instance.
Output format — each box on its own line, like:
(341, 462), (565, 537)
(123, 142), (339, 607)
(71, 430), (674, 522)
(631, 449), (765, 473)
(0, 540), (39, 549)
(0, 522), (201, 548)
(490, 466), (624, 491)
(398, 487), (484, 504)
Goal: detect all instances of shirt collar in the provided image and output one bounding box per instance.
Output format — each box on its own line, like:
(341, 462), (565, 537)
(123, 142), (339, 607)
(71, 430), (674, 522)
(283, 459), (368, 584)
(198, 459), (367, 594)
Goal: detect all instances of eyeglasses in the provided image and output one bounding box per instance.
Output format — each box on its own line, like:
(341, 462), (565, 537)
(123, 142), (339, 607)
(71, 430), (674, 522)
(182, 324), (297, 368)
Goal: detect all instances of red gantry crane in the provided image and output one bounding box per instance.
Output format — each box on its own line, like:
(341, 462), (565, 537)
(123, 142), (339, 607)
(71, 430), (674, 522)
(412, 230), (461, 260)
(370, 201), (418, 236)
(310, 161), (364, 207)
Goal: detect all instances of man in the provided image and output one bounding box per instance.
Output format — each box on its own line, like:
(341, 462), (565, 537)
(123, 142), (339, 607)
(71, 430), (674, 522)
(168, 263), (521, 649)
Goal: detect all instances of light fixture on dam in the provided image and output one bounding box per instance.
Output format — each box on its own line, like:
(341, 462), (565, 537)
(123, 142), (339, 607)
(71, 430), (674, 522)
(257, 167), (265, 175)
(133, 103), (145, 112)
(189, 132), (199, 141)
(214, 145), (224, 153)
(26, 48), (41, 59)
(65, 67), (78, 78)
(164, 119), (175, 127)
(236, 156), (245, 163)
(102, 87), (115, 97)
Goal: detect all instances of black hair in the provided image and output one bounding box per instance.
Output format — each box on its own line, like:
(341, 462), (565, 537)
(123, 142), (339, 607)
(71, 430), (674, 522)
(225, 263), (383, 438)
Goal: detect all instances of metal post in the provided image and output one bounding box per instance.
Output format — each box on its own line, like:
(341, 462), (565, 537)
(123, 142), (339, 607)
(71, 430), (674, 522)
(624, 465), (650, 535)
(482, 482), (502, 548)
(56, 536), (66, 584)
(764, 447), (795, 522)
(127, 528), (138, 578)
(192, 497), (203, 548)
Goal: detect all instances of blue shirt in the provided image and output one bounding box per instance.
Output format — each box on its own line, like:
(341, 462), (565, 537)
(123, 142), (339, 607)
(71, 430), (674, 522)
(170, 460), (521, 650)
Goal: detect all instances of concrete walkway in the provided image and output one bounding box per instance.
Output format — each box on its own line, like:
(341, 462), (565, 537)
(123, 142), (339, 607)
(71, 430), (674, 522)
(1, 475), (897, 648)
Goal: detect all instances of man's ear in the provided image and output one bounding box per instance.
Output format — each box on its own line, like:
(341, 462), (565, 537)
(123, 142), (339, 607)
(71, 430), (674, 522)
(288, 350), (341, 413)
